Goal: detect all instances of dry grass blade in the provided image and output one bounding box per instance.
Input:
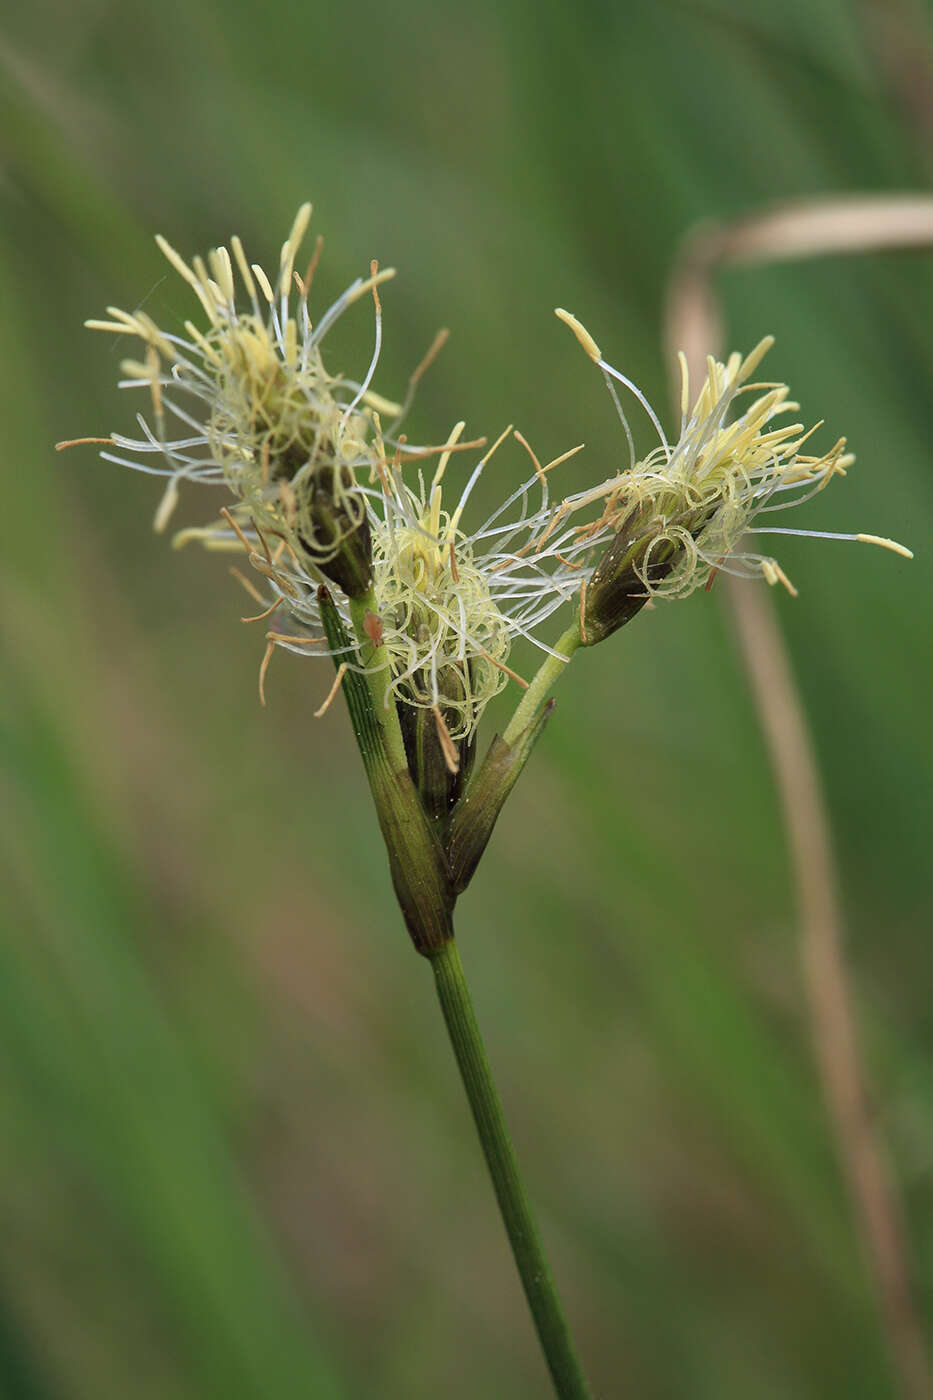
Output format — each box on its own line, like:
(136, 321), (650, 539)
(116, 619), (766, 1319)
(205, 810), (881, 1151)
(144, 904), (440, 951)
(666, 194), (933, 1400)
(666, 195), (933, 396)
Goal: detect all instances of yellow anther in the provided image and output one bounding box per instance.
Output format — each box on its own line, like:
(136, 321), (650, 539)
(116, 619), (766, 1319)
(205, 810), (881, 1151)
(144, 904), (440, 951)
(555, 308), (602, 362)
(857, 534), (913, 559)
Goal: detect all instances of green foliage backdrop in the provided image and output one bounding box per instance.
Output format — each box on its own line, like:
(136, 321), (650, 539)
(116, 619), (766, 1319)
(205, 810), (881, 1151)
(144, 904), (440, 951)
(1, 0), (931, 1395)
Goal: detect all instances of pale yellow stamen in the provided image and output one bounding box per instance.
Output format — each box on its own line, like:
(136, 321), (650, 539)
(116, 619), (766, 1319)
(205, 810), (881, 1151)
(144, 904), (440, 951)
(362, 390), (403, 416)
(678, 351), (690, 418)
(210, 245), (235, 305)
(155, 235), (219, 322)
(251, 263), (275, 304)
(555, 308), (602, 362)
(280, 202), (312, 293)
(230, 235), (256, 301)
(183, 320), (222, 364)
(762, 559), (799, 597)
(737, 335), (776, 383)
(284, 317), (298, 366)
(857, 534), (913, 559)
(153, 478), (179, 534)
(173, 526), (245, 552)
(431, 420), (466, 498)
(84, 319), (138, 335)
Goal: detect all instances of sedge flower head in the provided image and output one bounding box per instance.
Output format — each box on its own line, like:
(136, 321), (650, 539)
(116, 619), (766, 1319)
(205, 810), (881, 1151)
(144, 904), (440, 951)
(85, 203), (395, 585)
(551, 310), (911, 621)
(240, 420), (585, 738)
(78, 208), (585, 734)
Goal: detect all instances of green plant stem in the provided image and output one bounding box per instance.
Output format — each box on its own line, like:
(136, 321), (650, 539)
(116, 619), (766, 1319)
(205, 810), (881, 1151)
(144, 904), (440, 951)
(348, 590), (408, 773)
(502, 622), (581, 747)
(429, 940), (592, 1400)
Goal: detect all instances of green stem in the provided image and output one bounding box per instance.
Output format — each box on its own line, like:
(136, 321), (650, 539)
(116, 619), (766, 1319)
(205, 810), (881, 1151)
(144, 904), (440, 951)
(502, 622), (581, 748)
(348, 590), (409, 774)
(429, 940), (592, 1400)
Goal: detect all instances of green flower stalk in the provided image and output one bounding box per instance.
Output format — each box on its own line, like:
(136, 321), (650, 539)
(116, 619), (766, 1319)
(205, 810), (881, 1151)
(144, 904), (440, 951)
(66, 204), (913, 1400)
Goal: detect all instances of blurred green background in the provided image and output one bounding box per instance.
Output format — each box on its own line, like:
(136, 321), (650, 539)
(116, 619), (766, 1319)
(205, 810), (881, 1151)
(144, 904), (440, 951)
(1, 0), (932, 1395)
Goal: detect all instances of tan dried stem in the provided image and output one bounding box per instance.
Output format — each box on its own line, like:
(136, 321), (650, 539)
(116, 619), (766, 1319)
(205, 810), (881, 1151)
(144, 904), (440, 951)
(666, 194), (933, 1400)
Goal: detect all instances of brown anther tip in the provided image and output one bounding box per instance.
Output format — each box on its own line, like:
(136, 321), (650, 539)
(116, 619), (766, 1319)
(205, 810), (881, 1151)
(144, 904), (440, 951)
(314, 662), (349, 719)
(258, 638), (275, 707)
(369, 259), (382, 314)
(55, 436), (114, 451)
(220, 505), (254, 556)
(410, 328), (450, 390)
(241, 599), (279, 624)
